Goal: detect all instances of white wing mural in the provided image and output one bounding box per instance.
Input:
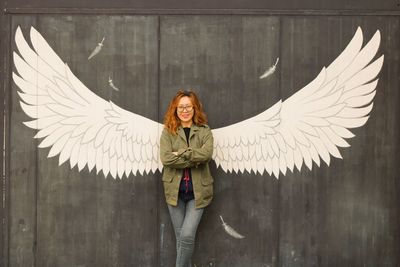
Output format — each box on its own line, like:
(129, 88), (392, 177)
(212, 27), (383, 178)
(13, 26), (383, 179)
(13, 26), (163, 178)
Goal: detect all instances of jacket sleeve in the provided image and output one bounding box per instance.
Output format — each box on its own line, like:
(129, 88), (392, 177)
(188, 126), (214, 163)
(160, 128), (196, 169)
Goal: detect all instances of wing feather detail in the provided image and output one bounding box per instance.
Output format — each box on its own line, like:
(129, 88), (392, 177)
(13, 26), (163, 178)
(212, 27), (383, 178)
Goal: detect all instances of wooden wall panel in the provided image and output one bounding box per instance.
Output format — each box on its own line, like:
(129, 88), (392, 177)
(0, 1), (9, 266)
(11, 15), (160, 267)
(9, 16), (38, 267)
(278, 17), (400, 267)
(4, 0), (400, 12)
(159, 15), (281, 266)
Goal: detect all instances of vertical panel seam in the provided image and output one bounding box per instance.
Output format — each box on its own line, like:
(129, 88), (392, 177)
(156, 14), (161, 267)
(3, 13), (12, 267)
(276, 15), (283, 267)
(34, 15), (39, 267)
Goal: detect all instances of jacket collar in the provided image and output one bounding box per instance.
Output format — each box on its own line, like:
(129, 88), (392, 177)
(177, 124), (200, 141)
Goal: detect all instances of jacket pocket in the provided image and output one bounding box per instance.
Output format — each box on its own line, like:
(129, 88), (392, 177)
(162, 175), (174, 182)
(201, 176), (214, 185)
(162, 168), (176, 182)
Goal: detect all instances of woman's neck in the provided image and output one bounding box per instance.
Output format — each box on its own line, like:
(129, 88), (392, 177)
(181, 121), (193, 128)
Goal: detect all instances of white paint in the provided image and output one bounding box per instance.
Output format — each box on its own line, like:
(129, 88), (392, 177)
(13, 26), (383, 179)
(88, 36), (105, 60)
(259, 57), (279, 79)
(219, 215), (245, 239)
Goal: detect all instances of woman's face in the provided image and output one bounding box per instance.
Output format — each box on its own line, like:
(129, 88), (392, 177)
(176, 96), (194, 126)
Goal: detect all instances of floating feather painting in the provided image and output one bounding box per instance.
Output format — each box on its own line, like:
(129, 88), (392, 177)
(259, 57), (279, 79)
(13, 26), (383, 179)
(88, 36), (105, 60)
(220, 215), (245, 239)
(108, 76), (120, 91)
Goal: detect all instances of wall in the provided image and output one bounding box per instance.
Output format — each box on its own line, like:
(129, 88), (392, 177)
(2, 1), (400, 267)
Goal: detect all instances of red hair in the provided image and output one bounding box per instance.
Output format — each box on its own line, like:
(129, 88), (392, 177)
(163, 90), (208, 134)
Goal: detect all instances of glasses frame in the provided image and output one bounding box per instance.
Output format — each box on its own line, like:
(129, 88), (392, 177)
(177, 105), (194, 113)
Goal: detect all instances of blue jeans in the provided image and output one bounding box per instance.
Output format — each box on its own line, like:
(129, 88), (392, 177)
(168, 199), (204, 267)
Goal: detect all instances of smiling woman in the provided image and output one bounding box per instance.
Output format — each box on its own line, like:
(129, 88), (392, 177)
(160, 90), (214, 267)
(176, 98), (194, 127)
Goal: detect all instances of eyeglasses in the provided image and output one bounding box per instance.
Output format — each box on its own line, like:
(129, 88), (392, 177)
(177, 105), (194, 113)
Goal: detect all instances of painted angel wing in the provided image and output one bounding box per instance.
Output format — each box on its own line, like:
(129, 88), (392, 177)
(212, 27), (384, 178)
(13, 26), (163, 178)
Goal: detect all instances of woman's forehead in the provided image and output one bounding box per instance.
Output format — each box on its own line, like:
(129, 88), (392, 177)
(178, 96), (192, 105)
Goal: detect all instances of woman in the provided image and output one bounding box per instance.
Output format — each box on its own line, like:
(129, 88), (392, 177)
(160, 90), (214, 267)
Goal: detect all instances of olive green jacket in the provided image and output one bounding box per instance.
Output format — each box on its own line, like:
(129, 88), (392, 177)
(160, 124), (214, 209)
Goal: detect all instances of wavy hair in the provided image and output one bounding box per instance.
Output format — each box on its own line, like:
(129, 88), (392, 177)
(163, 90), (208, 134)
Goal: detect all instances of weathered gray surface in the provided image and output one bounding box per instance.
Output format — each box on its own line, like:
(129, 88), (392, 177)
(159, 16), (281, 267)
(0, 1), (9, 266)
(4, 0), (400, 12)
(10, 15), (160, 267)
(278, 17), (400, 267)
(8, 16), (38, 267)
(5, 14), (400, 267)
